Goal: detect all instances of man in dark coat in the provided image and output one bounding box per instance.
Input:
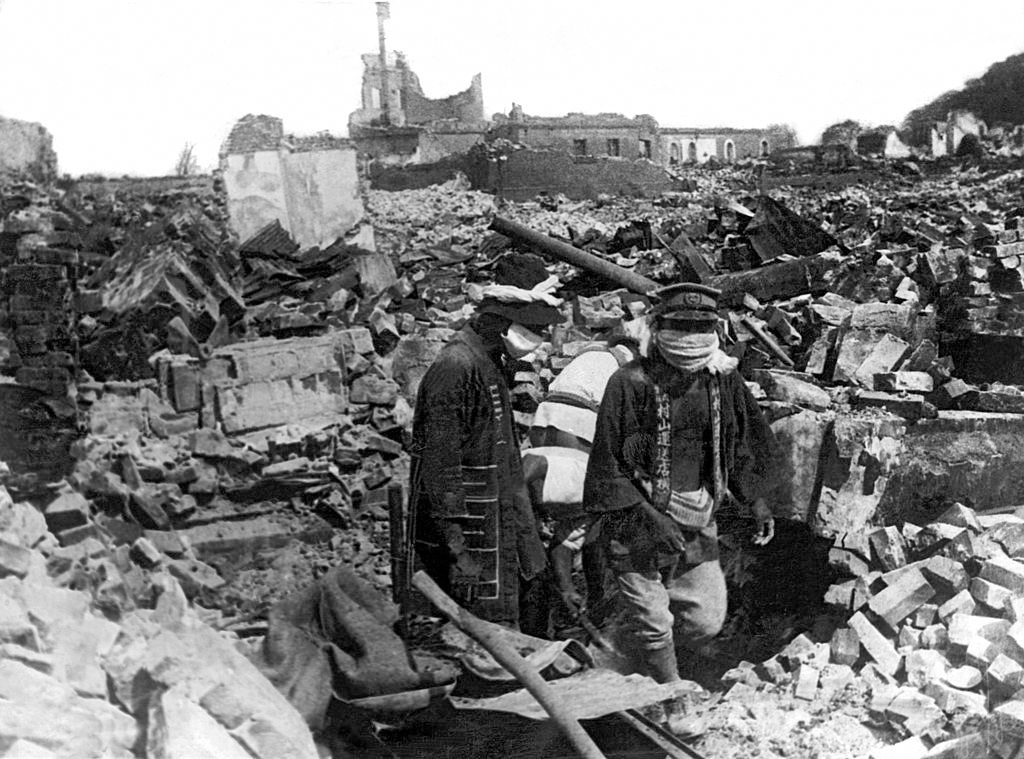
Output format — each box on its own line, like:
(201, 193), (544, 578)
(406, 254), (562, 627)
(583, 283), (777, 683)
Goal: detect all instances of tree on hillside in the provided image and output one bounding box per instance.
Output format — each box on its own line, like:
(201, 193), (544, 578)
(765, 123), (799, 149)
(901, 91), (959, 147)
(820, 120), (862, 148)
(175, 143), (198, 177)
(902, 52), (1024, 147)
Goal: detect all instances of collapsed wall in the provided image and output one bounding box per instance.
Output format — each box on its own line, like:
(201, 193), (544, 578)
(0, 115), (58, 182)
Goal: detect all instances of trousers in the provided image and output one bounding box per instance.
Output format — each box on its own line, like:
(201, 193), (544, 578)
(609, 539), (727, 653)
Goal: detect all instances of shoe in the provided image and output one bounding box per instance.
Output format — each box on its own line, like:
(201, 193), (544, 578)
(645, 645), (681, 684)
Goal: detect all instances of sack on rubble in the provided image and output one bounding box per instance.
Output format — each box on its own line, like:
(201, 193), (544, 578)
(256, 565), (454, 729)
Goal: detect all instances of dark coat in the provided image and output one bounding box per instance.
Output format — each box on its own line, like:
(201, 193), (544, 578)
(583, 355), (777, 565)
(406, 326), (546, 624)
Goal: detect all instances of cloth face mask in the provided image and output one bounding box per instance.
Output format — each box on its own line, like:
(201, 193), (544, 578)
(502, 323), (543, 359)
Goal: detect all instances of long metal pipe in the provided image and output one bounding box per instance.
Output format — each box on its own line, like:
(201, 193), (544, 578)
(490, 216), (660, 295)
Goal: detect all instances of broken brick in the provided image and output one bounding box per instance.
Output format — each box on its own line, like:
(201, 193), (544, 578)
(942, 665), (981, 690)
(848, 611), (901, 675)
(937, 589), (976, 623)
(884, 687), (945, 737)
(852, 390), (937, 421)
(793, 664), (819, 700)
(987, 653), (1024, 695)
(980, 554), (1024, 594)
(867, 567), (935, 628)
(42, 491), (91, 533)
(946, 613), (1010, 652)
(992, 699), (1024, 738)
(970, 577), (1013, 610)
(920, 624), (948, 650)
(830, 627), (861, 667)
(935, 502), (982, 532)
(904, 649), (946, 688)
(869, 526), (907, 572)
(921, 555), (968, 597)
(0, 540), (32, 579)
(913, 604), (938, 628)
(873, 371), (934, 394)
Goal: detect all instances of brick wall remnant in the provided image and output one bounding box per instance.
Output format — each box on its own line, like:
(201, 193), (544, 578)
(0, 116), (58, 182)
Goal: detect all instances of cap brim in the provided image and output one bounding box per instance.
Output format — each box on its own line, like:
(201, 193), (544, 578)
(657, 311), (719, 324)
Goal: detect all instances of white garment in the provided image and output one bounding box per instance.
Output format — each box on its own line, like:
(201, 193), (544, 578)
(522, 446), (589, 505)
(531, 401), (599, 444)
(547, 348), (622, 404)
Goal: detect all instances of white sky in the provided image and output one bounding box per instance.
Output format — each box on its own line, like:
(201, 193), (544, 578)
(1, 0), (1023, 176)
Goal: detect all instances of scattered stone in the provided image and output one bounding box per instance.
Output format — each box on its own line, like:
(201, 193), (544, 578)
(884, 687), (944, 737)
(921, 556), (968, 597)
(980, 554), (1024, 594)
(794, 664), (819, 700)
(935, 502), (982, 533)
(913, 604), (938, 628)
(147, 686), (253, 759)
(874, 372), (934, 395)
(969, 577), (1013, 610)
(869, 736), (927, 759)
(42, 491), (91, 534)
(904, 649), (946, 689)
(868, 567), (935, 628)
(0, 540), (32, 579)
(937, 590), (976, 623)
(942, 665), (981, 690)
(870, 527), (907, 573)
(920, 624), (948, 651)
(848, 611), (902, 675)
(129, 537), (163, 569)
(987, 653), (1024, 695)
(830, 627), (861, 667)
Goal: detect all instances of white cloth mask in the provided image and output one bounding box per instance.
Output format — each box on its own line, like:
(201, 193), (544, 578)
(502, 323), (543, 359)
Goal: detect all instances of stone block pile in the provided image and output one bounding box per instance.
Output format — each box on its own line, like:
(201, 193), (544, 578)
(721, 501), (1024, 757)
(0, 477), (319, 758)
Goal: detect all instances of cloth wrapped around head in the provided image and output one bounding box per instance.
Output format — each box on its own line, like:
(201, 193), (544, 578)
(650, 282), (738, 375)
(474, 253), (564, 327)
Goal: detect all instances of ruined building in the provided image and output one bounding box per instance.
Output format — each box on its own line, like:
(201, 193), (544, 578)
(0, 115), (58, 182)
(348, 52), (488, 165)
(490, 110), (661, 161)
(219, 114), (365, 250)
(659, 127), (778, 165)
(490, 107), (787, 166)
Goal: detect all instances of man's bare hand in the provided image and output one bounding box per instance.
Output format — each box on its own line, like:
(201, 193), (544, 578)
(751, 498), (775, 546)
(560, 589), (584, 616)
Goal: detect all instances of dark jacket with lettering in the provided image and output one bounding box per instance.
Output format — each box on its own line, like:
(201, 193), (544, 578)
(583, 354), (777, 564)
(406, 326), (546, 624)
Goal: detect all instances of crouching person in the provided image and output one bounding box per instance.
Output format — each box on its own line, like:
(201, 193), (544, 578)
(519, 336), (638, 635)
(582, 284), (777, 684)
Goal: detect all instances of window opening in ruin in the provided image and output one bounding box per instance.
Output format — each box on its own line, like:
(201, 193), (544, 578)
(607, 138), (620, 157)
(640, 139), (652, 159)
(761, 139), (770, 156)
(370, 87), (381, 109)
(687, 141), (698, 163)
(573, 139), (587, 156)
(725, 140), (736, 163)
(670, 142), (680, 165)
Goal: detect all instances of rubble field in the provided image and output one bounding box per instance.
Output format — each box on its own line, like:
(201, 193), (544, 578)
(6, 155), (1024, 758)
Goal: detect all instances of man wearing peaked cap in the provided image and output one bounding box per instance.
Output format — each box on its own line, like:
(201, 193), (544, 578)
(405, 253), (562, 627)
(583, 281), (778, 695)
